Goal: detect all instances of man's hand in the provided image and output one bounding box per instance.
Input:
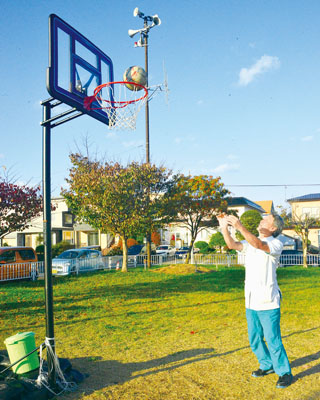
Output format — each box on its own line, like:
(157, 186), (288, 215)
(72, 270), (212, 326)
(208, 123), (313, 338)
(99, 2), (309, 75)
(217, 214), (228, 229)
(218, 214), (243, 251)
(226, 215), (242, 231)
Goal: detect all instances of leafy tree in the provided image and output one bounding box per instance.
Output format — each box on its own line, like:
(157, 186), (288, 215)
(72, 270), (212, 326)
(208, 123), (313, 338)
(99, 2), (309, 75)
(209, 232), (226, 253)
(0, 178), (42, 244)
(62, 154), (179, 272)
(278, 206), (320, 268)
(174, 175), (229, 263)
(235, 210), (262, 241)
(195, 241), (209, 253)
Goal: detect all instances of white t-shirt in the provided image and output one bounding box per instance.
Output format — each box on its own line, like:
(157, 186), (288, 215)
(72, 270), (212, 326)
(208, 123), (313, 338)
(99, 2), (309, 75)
(241, 236), (283, 310)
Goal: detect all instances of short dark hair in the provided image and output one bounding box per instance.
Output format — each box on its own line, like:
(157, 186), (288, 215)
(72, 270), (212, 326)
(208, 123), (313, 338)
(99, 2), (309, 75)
(271, 213), (284, 237)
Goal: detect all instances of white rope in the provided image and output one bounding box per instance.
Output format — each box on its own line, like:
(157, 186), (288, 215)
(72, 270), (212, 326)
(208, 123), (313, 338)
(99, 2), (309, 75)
(36, 337), (77, 396)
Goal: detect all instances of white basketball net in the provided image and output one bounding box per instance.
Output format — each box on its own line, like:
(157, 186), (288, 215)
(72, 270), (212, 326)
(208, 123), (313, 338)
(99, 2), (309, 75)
(93, 82), (148, 130)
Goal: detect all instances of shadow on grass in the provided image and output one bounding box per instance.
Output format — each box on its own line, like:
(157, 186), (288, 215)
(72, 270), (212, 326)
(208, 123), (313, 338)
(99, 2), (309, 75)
(291, 350), (320, 382)
(0, 269), (246, 314)
(69, 345), (248, 394)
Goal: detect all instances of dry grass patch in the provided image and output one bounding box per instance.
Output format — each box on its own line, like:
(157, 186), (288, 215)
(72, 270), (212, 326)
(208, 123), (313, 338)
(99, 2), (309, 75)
(152, 263), (213, 274)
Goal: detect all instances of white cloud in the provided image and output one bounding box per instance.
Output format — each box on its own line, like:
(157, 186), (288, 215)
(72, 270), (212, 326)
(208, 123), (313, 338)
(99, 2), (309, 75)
(197, 100), (204, 106)
(212, 163), (240, 173)
(0, 154), (4, 159)
(301, 135), (313, 142)
(238, 55), (280, 86)
(174, 137), (182, 144)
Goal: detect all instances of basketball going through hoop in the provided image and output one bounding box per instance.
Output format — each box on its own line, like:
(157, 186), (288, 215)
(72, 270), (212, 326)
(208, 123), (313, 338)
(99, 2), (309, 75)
(123, 66), (147, 91)
(84, 81), (148, 130)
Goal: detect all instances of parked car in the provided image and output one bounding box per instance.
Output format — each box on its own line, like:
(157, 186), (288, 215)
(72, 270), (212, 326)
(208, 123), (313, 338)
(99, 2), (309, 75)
(0, 247), (38, 281)
(141, 243), (157, 255)
(128, 244), (143, 255)
(52, 248), (104, 276)
(175, 246), (200, 259)
(175, 246), (190, 259)
(83, 245), (102, 251)
(156, 245), (176, 257)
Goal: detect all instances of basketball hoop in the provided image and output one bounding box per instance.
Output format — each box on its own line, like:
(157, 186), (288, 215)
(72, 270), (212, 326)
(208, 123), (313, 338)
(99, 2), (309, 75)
(84, 81), (148, 130)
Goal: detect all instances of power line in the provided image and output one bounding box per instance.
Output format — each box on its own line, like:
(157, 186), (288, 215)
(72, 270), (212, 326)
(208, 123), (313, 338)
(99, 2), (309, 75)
(227, 184), (320, 188)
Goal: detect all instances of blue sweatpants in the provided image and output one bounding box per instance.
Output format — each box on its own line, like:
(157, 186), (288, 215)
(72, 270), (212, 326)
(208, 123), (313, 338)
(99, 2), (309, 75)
(246, 308), (291, 377)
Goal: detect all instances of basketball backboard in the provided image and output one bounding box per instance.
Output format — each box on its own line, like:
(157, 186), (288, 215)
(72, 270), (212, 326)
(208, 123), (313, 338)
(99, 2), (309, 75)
(47, 14), (114, 125)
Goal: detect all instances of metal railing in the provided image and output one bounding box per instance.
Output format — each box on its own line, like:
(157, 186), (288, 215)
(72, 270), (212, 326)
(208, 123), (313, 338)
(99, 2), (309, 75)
(193, 254), (242, 266)
(279, 254), (320, 267)
(1, 252), (319, 282)
(0, 262), (41, 282)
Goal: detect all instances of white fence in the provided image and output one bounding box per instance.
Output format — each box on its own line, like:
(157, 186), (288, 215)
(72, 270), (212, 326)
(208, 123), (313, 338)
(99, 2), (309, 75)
(0, 262), (41, 282)
(1, 253), (319, 282)
(279, 254), (320, 267)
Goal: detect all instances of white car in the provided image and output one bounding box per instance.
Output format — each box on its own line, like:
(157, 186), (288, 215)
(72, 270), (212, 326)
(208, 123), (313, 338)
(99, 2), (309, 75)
(52, 248), (104, 276)
(156, 245), (176, 257)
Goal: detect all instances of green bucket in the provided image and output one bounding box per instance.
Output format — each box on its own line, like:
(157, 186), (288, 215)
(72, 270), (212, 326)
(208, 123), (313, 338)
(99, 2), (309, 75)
(4, 332), (40, 374)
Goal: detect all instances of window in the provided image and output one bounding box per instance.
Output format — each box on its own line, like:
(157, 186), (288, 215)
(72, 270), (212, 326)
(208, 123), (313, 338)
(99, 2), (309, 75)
(18, 249), (36, 260)
(63, 231), (74, 244)
(302, 207), (320, 218)
(62, 212), (74, 227)
(0, 250), (16, 263)
(25, 235), (33, 247)
(79, 251), (88, 259)
(88, 232), (99, 246)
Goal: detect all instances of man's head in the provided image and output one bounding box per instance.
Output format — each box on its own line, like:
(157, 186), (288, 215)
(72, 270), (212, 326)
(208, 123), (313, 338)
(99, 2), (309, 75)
(258, 213), (284, 238)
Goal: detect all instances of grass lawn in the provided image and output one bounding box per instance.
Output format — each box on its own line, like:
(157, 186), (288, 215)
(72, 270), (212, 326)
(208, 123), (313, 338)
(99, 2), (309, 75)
(1, 265), (320, 399)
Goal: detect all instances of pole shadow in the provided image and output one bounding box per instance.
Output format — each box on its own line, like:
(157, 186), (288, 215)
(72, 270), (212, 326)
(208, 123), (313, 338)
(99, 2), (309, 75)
(69, 346), (248, 395)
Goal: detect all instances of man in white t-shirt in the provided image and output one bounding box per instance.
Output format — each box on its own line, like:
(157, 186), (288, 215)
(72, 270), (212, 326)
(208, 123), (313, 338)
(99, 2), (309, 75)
(218, 213), (293, 389)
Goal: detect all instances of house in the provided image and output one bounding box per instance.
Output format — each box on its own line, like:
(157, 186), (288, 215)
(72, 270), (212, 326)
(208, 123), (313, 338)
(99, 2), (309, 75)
(283, 193), (320, 249)
(2, 198), (113, 250)
(4, 195), (282, 251)
(3, 198), (74, 248)
(254, 200), (275, 214)
(162, 197), (265, 248)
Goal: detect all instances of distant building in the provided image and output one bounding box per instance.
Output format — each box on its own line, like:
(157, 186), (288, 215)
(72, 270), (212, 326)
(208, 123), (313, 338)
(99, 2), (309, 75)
(163, 197), (265, 248)
(283, 193), (320, 249)
(254, 200), (275, 214)
(3, 198), (113, 250)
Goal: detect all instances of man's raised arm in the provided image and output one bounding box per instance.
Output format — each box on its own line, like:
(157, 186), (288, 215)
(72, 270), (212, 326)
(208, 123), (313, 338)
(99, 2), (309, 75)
(218, 215), (243, 251)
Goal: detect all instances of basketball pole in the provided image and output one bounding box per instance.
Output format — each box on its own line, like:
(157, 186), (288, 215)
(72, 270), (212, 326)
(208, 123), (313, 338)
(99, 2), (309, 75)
(144, 19), (150, 164)
(129, 8), (161, 268)
(42, 99), (56, 389)
(143, 28), (152, 267)
(41, 97), (83, 390)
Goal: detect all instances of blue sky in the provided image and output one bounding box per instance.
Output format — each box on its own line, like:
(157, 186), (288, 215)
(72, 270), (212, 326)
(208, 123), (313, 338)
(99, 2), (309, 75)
(1, 0), (320, 209)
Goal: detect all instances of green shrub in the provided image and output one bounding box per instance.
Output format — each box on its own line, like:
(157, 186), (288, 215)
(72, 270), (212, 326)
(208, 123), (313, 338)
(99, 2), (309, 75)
(36, 244), (44, 253)
(195, 241), (209, 253)
(36, 244), (44, 261)
(52, 241), (74, 258)
(235, 210), (262, 241)
(106, 246), (123, 256)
